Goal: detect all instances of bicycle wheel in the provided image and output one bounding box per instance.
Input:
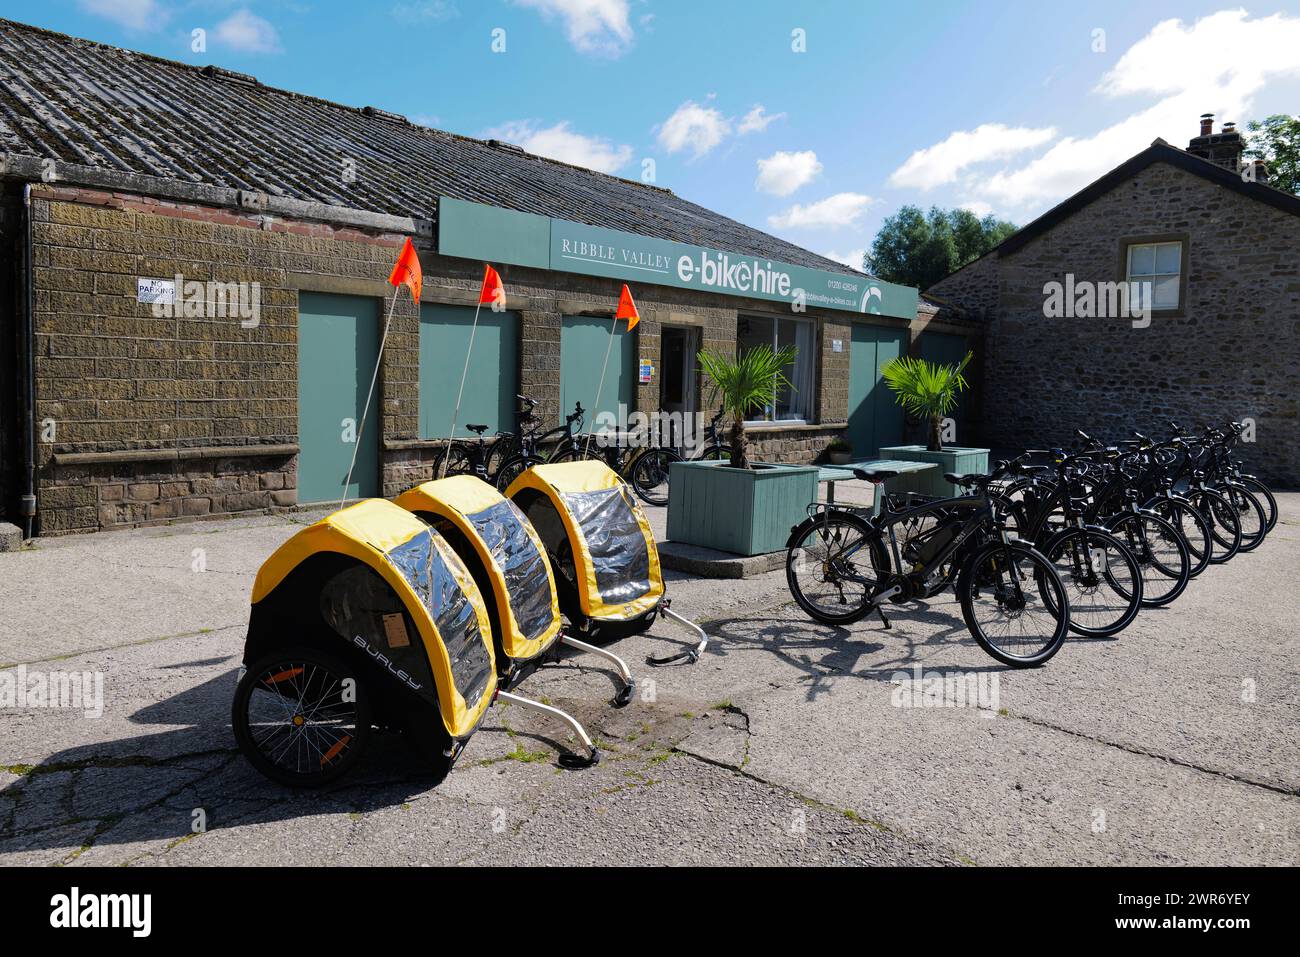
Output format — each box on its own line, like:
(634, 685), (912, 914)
(1106, 511), (1190, 607)
(549, 441), (601, 464)
(786, 512), (888, 625)
(494, 454), (544, 491)
(232, 646), (372, 788)
(435, 443), (473, 478)
(1189, 488), (1242, 564)
(1042, 528), (1142, 637)
(1148, 497), (1212, 579)
(958, 540), (1069, 667)
(701, 444), (733, 464)
(1237, 476), (1277, 533)
(1219, 483), (1267, 552)
(484, 434), (516, 481)
(629, 448), (679, 506)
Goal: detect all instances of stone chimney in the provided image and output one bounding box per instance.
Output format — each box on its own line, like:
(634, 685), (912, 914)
(1186, 113), (1245, 173)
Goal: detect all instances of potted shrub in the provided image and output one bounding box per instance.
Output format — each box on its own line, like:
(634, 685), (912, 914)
(877, 351), (989, 496)
(665, 345), (820, 556)
(825, 437), (853, 465)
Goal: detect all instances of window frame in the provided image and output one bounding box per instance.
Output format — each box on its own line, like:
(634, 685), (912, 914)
(736, 312), (817, 426)
(1119, 234), (1188, 317)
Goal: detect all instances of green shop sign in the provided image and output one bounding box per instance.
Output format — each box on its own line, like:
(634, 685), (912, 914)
(437, 196), (916, 320)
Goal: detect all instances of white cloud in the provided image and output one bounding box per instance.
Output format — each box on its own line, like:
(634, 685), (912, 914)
(514, 0), (633, 57)
(768, 192), (875, 230)
(755, 150), (823, 196)
(215, 10), (283, 54)
(975, 9), (1300, 210)
(1093, 8), (1295, 98)
(889, 123), (1057, 191)
(484, 120), (633, 174)
(656, 100), (732, 159)
(78, 0), (168, 31)
(824, 248), (867, 271)
(738, 105), (785, 135)
(959, 200), (994, 218)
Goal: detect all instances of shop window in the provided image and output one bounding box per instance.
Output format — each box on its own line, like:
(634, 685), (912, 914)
(736, 315), (815, 423)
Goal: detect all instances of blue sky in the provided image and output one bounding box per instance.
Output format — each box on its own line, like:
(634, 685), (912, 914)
(7, 1), (1300, 269)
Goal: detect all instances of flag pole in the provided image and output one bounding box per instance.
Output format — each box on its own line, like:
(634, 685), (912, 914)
(585, 311), (620, 457)
(340, 283), (403, 511)
(443, 297), (485, 478)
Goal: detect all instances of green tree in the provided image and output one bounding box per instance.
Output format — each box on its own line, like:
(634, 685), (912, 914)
(1245, 114), (1300, 195)
(865, 205), (1017, 290)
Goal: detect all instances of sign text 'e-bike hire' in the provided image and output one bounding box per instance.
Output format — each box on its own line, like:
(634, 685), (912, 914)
(436, 197), (917, 320)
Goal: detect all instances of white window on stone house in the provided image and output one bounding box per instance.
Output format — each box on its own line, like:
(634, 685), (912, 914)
(737, 314), (816, 423)
(1126, 241), (1183, 311)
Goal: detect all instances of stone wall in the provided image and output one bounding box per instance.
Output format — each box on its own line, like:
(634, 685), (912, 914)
(26, 185), (876, 533)
(29, 184), (409, 533)
(0, 190), (20, 524)
(927, 160), (1300, 484)
(926, 252), (999, 321)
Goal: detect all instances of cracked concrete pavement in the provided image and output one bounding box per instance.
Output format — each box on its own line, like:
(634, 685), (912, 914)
(1, 493), (1297, 866)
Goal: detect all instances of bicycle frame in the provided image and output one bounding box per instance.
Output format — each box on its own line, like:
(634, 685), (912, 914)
(811, 490), (1005, 602)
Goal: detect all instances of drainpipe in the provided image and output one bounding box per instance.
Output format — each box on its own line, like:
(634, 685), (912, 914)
(19, 182), (37, 538)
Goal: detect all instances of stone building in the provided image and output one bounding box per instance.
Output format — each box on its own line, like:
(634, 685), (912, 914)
(928, 116), (1300, 483)
(0, 20), (976, 536)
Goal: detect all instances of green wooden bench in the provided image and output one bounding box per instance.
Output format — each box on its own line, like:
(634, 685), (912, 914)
(813, 459), (939, 516)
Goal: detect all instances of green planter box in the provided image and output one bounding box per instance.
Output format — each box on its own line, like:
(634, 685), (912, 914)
(667, 460), (819, 556)
(878, 445), (990, 498)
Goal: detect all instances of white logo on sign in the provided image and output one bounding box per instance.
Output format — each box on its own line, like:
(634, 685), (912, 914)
(860, 286), (882, 314)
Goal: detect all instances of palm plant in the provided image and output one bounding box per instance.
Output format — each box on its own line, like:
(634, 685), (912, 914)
(697, 345), (797, 469)
(880, 351), (972, 451)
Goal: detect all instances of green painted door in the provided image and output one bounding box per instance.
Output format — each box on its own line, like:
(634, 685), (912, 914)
(918, 331), (973, 435)
(848, 323), (906, 459)
(297, 292), (380, 504)
(561, 315), (635, 428)
(419, 305), (518, 438)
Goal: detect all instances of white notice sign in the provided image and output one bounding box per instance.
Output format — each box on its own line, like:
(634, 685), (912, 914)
(136, 277), (175, 304)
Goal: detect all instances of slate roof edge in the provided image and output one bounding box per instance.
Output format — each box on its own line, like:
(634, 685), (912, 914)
(995, 141), (1300, 257)
(0, 153), (431, 237)
(0, 17), (676, 199)
(0, 17), (866, 278)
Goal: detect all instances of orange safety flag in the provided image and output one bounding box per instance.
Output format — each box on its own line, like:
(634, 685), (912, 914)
(616, 283), (640, 331)
(479, 264), (506, 306)
(387, 237), (422, 303)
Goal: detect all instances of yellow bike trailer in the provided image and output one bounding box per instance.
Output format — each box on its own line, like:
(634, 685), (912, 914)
(233, 498), (498, 787)
(506, 460), (708, 665)
(396, 475), (637, 763)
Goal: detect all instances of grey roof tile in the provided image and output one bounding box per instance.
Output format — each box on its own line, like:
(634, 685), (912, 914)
(0, 18), (860, 274)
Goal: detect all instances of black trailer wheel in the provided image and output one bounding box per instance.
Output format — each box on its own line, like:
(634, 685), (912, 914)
(232, 646), (372, 788)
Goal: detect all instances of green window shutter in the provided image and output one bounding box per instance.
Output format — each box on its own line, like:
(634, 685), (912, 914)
(419, 305), (519, 439)
(560, 315), (635, 428)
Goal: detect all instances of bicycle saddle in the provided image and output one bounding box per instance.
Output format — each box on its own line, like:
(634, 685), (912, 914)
(466, 424), (489, 435)
(943, 472), (992, 487)
(852, 468), (898, 483)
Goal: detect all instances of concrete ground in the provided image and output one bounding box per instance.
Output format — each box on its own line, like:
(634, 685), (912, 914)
(1, 490), (1297, 866)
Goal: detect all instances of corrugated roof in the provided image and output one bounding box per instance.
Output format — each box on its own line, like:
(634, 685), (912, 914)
(0, 18), (858, 274)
